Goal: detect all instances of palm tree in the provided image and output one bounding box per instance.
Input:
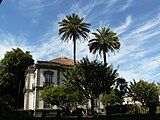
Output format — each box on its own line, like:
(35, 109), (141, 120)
(59, 13), (90, 63)
(88, 27), (120, 64)
(0, 0), (2, 4)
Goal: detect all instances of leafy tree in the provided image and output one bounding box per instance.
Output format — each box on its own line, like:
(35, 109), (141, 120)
(114, 78), (128, 104)
(0, 48), (34, 110)
(128, 80), (159, 106)
(88, 27), (120, 64)
(40, 85), (86, 109)
(59, 13), (90, 63)
(63, 57), (119, 115)
(101, 78), (128, 106)
(101, 90), (122, 106)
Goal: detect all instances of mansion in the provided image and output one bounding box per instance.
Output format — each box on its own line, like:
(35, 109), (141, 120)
(23, 55), (141, 115)
(24, 55), (104, 112)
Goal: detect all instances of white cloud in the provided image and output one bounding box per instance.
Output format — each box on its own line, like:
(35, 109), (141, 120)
(121, 0), (133, 11)
(18, 0), (57, 9)
(123, 13), (160, 41)
(118, 70), (139, 82)
(69, 0), (105, 23)
(107, 12), (160, 82)
(107, 0), (119, 7)
(18, 0), (58, 18)
(114, 15), (132, 35)
(118, 55), (160, 82)
(1, 0), (159, 83)
(0, 31), (30, 59)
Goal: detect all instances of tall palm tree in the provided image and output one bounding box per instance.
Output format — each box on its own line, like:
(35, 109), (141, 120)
(59, 13), (90, 63)
(88, 27), (120, 64)
(0, 0), (2, 4)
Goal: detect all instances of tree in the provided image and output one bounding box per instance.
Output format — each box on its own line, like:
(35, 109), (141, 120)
(128, 80), (159, 106)
(0, 48), (34, 110)
(88, 27), (120, 64)
(114, 78), (128, 104)
(40, 85), (86, 111)
(41, 85), (87, 117)
(63, 57), (119, 115)
(101, 90), (122, 106)
(59, 13), (90, 63)
(0, 0), (2, 4)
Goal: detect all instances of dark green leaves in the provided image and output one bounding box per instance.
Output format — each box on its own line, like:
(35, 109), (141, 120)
(88, 27), (120, 64)
(59, 13), (90, 42)
(0, 48), (34, 110)
(40, 85), (86, 108)
(128, 80), (159, 106)
(63, 57), (119, 99)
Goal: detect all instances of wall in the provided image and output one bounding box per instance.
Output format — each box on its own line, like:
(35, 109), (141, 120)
(60, 72), (66, 85)
(28, 92), (34, 109)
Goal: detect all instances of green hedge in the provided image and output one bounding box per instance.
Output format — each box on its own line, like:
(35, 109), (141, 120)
(1, 111), (160, 120)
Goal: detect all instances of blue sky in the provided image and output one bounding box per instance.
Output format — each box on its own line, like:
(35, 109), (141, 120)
(0, 0), (160, 82)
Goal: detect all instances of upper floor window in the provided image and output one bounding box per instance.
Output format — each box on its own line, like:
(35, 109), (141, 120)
(43, 71), (54, 86)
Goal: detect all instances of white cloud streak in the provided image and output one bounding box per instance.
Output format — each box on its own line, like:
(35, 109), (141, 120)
(18, 0), (58, 18)
(0, 0), (159, 83)
(109, 12), (160, 82)
(121, 0), (133, 11)
(114, 15), (132, 35)
(107, 0), (119, 7)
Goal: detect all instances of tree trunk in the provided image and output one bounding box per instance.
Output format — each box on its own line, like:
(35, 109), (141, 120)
(90, 98), (94, 116)
(103, 50), (107, 65)
(73, 36), (76, 63)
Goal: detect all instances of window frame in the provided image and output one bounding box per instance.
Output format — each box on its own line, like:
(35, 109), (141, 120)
(43, 71), (54, 86)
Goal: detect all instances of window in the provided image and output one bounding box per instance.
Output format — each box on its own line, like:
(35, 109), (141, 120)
(43, 71), (54, 86)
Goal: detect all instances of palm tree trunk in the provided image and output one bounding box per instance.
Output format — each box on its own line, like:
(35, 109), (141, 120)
(73, 36), (76, 63)
(103, 50), (107, 65)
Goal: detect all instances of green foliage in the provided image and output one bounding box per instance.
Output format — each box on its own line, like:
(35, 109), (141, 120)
(64, 57), (119, 99)
(114, 78), (128, 104)
(0, 0), (2, 4)
(88, 27), (120, 64)
(128, 79), (159, 106)
(101, 91), (122, 106)
(0, 48), (34, 110)
(59, 13), (90, 62)
(40, 85), (87, 108)
(63, 57), (119, 115)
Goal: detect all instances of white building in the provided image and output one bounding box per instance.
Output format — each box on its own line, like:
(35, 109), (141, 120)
(123, 96), (141, 105)
(24, 56), (104, 112)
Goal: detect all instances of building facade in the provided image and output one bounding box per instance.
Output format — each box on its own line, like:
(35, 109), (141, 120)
(24, 56), (104, 112)
(24, 56), (74, 110)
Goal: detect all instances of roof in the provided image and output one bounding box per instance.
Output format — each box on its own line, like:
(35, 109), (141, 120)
(49, 55), (74, 66)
